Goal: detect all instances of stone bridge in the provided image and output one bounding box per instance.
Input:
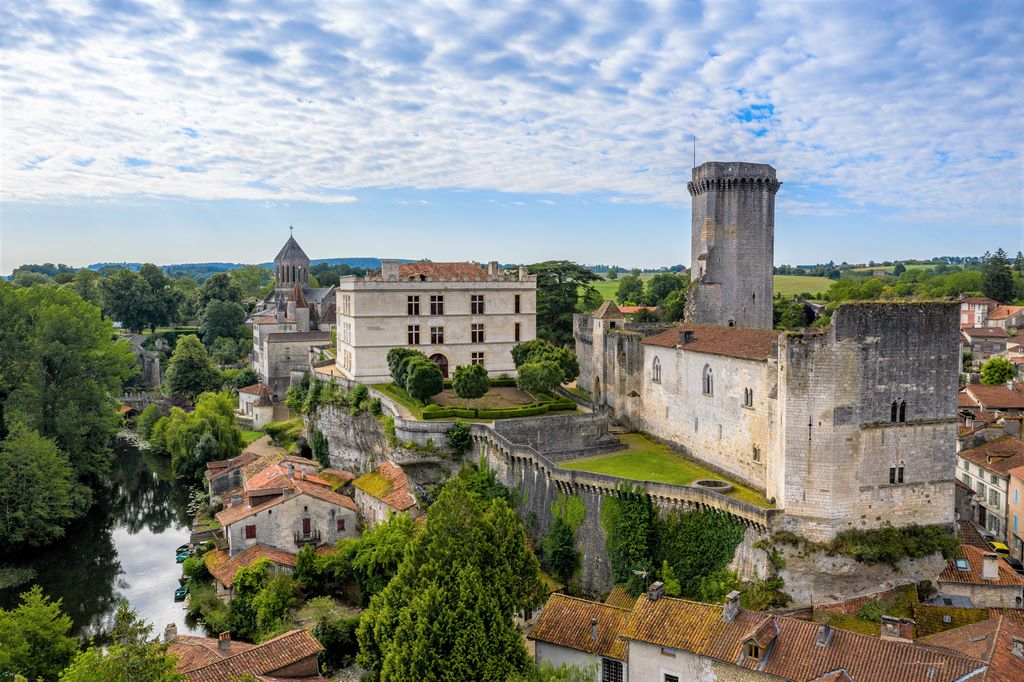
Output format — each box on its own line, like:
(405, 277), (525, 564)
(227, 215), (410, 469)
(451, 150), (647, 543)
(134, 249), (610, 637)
(118, 391), (164, 410)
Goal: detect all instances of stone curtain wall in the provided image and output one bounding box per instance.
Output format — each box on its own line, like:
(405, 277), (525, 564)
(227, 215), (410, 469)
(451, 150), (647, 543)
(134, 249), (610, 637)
(491, 412), (620, 459)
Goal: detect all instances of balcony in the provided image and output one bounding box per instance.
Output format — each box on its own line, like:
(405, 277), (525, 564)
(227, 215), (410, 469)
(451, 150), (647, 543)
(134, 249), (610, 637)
(293, 528), (321, 546)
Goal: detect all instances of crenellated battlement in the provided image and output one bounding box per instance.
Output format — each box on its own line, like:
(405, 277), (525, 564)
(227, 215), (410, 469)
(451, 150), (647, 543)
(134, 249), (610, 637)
(687, 175), (782, 196)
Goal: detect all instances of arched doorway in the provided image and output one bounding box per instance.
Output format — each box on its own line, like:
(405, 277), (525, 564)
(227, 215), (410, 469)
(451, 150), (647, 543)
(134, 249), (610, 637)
(429, 353), (449, 379)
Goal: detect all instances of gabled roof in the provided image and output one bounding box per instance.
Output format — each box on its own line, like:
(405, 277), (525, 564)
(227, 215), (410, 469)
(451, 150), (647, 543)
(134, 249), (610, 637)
(205, 544), (298, 588)
(529, 593), (631, 660)
(918, 615), (1024, 682)
(166, 635), (256, 671)
(938, 544), (1024, 587)
(243, 463), (330, 495)
(172, 629), (323, 681)
(960, 296), (999, 306)
(593, 300), (625, 320)
(957, 436), (1024, 476)
(961, 327), (1009, 339)
(274, 235), (309, 265)
(216, 479), (357, 527)
(965, 383), (1024, 410)
(604, 586), (636, 610)
(643, 323), (779, 361)
(369, 261), (494, 282)
(287, 279), (309, 309)
(988, 305), (1024, 320)
(352, 461), (416, 510)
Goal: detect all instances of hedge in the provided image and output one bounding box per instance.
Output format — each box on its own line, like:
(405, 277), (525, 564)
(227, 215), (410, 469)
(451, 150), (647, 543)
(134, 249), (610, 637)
(421, 406), (478, 420)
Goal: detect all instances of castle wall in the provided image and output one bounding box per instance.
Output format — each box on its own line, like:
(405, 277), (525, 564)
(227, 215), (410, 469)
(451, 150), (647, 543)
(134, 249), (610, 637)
(776, 303), (959, 541)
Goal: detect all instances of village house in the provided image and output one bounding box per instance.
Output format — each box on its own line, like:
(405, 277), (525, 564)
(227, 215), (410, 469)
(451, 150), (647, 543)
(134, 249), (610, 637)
(334, 260), (537, 382)
(960, 382), (1024, 416)
(351, 461), (418, 529)
(935, 544), (1024, 608)
(961, 326), (1010, 362)
(916, 615), (1024, 681)
(987, 305), (1024, 330)
(237, 383), (275, 428)
(204, 543), (299, 602)
(956, 435), (1024, 540)
(529, 586), (987, 682)
(1009, 466), (1024, 562)
(216, 466), (358, 556)
(204, 437), (291, 503)
(960, 295), (999, 327)
(164, 625), (326, 680)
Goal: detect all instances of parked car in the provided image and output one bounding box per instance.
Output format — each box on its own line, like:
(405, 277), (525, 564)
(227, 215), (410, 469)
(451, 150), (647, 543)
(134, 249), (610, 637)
(987, 541), (1010, 556)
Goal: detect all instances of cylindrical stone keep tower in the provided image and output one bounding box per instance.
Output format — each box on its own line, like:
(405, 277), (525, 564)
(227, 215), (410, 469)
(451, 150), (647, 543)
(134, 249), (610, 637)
(686, 161), (780, 330)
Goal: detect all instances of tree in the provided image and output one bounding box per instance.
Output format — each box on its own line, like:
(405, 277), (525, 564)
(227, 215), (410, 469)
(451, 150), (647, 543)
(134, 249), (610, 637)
(200, 300), (248, 347)
(138, 263), (182, 331)
(0, 427), (79, 548)
(1016, 251), (1023, 273)
(59, 601), (184, 682)
(197, 272), (243, 311)
(773, 298), (809, 330)
(387, 347), (426, 386)
(659, 559), (682, 597)
(516, 360), (563, 396)
(445, 422), (473, 457)
(357, 478), (543, 681)
(221, 367), (260, 390)
(615, 275), (645, 305)
(229, 558), (272, 641)
(511, 339), (579, 384)
(892, 262), (907, 276)
(981, 248), (1014, 303)
(62, 269), (104, 311)
(659, 289), (686, 323)
(529, 261), (599, 346)
(253, 573), (299, 635)
(156, 391), (243, 480)
(452, 363), (490, 407)
(0, 585), (78, 682)
(510, 339), (549, 368)
(229, 264), (273, 298)
(644, 272), (685, 306)
(980, 356), (1016, 385)
(543, 516), (579, 586)
(607, 268), (618, 280)
(166, 334), (221, 401)
(351, 512), (420, 601)
(12, 270), (52, 287)
(210, 336), (245, 366)
(405, 358), (444, 402)
(101, 268), (149, 332)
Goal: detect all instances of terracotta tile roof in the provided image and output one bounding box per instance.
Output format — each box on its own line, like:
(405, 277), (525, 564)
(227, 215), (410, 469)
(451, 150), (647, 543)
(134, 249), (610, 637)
(215, 481), (356, 526)
(239, 384), (265, 395)
(988, 305), (1024, 321)
(965, 383), (1024, 410)
(529, 594), (631, 661)
(957, 436), (1024, 476)
(618, 305), (657, 314)
(319, 468), (356, 489)
(292, 477), (358, 512)
(643, 323), (779, 361)
(177, 629), (323, 682)
(958, 391), (978, 408)
(1010, 464), (1024, 482)
(243, 463), (330, 495)
(204, 544), (298, 588)
(205, 450), (261, 481)
(352, 461), (416, 511)
(604, 587), (635, 610)
(961, 297), (999, 306)
(368, 261), (493, 282)
(168, 634), (256, 670)
(938, 544), (1024, 587)
(918, 616), (1024, 682)
(592, 300), (625, 320)
(961, 327), (1009, 339)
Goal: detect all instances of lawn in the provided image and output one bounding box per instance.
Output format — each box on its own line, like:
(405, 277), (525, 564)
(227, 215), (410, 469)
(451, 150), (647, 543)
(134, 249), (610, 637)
(849, 263), (936, 274)
(591, 274), (832, 302)
(241, 429), (264, 446)
(561, 433), (771, 508)
(434, 386), (535, 409)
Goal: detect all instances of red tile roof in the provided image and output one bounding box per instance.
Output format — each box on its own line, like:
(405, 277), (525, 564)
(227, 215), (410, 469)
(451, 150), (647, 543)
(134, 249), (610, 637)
(215, 479), (357, 527)
(643, 323), (779, 361)
(961, 327), (1009, 339)
(243, 463), (330, 495)
(988, 305), (1024, 321)
(938, 544), (1024, 587)
(352, 461), (416, 511)
(618, 305), (657, 314)
(958, 521), (987, 548)
(918, 616), (1024, 682)
(965, 383), (1024, 410)
(173, 629), (324, 681)
(369, 262), (494, 282)
(167, 635), (256, 671)
(960, 296), (999, 306)
(529, 594), (631, 660)
(957, 436), (1024, 476)
(204, 544), (298, 588)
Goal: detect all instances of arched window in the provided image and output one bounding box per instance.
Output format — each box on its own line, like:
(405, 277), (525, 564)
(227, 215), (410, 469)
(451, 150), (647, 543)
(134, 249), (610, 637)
(651, 356), (662, 384)
(702, 365), (713, 396)
(743, 388), (754, 408)
(899, 400), (907, 423)
(889, 461), (906, 485)
(891, 401), (898, 423)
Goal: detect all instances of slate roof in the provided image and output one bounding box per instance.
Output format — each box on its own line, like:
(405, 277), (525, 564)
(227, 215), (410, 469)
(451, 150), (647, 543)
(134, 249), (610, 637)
(265, 331), (332, 343)
(957, 436), (1024, 476)
(172, 629), (323, 681)
(352, 461), (416, 511)
(938, 544), (1024, 587)
(205, 544), (298, 588)
(643, 323), (779, 361)
(965, 383), (1024, 410)
(274, 235), (310, 264)
(287, 279), (309, 309)
(529, 594), (631, 660)
(918, 616), (1024, 682)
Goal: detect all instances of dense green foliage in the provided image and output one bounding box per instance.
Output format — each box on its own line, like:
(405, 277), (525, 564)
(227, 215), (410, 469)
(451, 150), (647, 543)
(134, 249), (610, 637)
(166, 334), (221, 400)
(543, 517), (579, 586)
(100, 265), (182, 333)
(0, 283), (137, 547)
(452, 363), (490, 404)
(529, 261), (599, 346)
(445, 422), (472, 457)
(221, 367), (261, 390)
(387, 347), (424, 386)
(199, 299), (248, 348)
(773, 297), (811, 330)
(196, 272), (243, 311)
(405, 357), (445, 401)
(600, 485), (657, 593)
(0, 585), (79, 681)
(980, 356), (1015, 385)
(0, 427), (78, 547)
(310, 604), (361, 672)
(659, 288), (687, 322)
(981, 248), (1014, 303)
(59, 602), (183, 681)
(828, 523), (960, 568)
(511, 339), (580, 385)
(615, 275), (645, 304)
(286, 375), (381, 417)
(516, 360), (563, 396)
(228, 264), (273, 298)
(357, 477), (544, 681)
(150, 391), (243, 480)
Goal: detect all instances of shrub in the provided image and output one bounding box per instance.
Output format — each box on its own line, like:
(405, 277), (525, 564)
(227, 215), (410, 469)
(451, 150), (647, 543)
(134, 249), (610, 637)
(857, 599), (883, 622)
(136, 403), (165, 439)
(182, 555), (210, 582)
(452, 363), (490, 405)
(263, 418), (305, 448)
(446, 422), (472, 457)
(313, 613), (361, 672)
(828, 523), (959, 568)
(405, 358), (444, 401)
(388, 348), (427, 386)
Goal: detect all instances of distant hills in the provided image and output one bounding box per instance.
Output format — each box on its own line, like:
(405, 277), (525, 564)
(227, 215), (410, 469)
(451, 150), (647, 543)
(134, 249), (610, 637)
(84, 258), (396, 275)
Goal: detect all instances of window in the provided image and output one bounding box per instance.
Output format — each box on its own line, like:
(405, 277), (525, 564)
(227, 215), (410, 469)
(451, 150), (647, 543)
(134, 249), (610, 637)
(471, 323), (485, 343)
(1015, 515), (1018, 533)
(601, 659), (623, 682)
(961, 473), (971, 486)
(991, 473), (999, 485)
(337, 518), (346, 532)
(513, 322), (521, 342)
(514, 294), (521, 314)
(743, 387), (753, 408)
(244, 524), (256, 539)
(1016, 488), (1020, 505)
(753, 446), (761, 462)
(471, 352), (485, 366)
(430, 326), (444, 344)
(889, 466), (905, 484)
(744, 642), (762, 660)
(408, 325), (420, 345)
(471, 294), (485, 315)
(961, 459), (969, 470)
(407, 296), (420, 315)
(342, 350), (352, 371)
(341, 294), (352, 316)
(651, 356), (662, 383)
(341, 322), (352, 344)
(955, 558), (970, 571)
(891, 400), (898, 423)
(702, 365), (713, 396)
(977, 480), (985, 496)
(899, 400), (906, 423)
(430, 295), (444, 315)
(664, 676), (680, 682)
(990, 489), (1000, 507)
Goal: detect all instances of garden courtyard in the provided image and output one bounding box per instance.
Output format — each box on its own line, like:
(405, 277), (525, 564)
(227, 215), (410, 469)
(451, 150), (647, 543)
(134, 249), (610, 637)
(433, 385), (535, 409)
(561, 433), (771, 508)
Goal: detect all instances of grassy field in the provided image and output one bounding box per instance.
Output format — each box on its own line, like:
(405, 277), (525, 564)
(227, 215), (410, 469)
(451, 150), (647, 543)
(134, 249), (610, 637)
(849, 263), (936, 274)
(591, 273), (832, 301)
(561, 433), (771, 508)
(241, 429), (264, 446)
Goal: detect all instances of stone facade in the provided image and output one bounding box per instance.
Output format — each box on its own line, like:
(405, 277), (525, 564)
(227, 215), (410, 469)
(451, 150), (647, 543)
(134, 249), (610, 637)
(626, 640), (778, 682)
(334, 260), (536, 382)
(221, 490), (357, 556)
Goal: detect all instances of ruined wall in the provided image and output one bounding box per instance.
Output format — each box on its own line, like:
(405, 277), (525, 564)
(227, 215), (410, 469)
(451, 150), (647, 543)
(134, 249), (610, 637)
(776, 302), (959, 541)
(687, 162), (778, 330)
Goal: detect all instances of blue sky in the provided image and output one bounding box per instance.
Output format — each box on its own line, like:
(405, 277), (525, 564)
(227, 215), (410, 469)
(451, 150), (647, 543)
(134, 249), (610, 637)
(1, 0), (1021, 273)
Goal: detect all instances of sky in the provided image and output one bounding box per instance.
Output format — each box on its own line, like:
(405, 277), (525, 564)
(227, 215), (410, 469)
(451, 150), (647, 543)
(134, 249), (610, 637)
(1, 0), (1022, 274)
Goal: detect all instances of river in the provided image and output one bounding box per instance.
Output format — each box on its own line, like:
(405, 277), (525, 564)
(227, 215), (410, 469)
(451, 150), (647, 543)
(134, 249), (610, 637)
(0, 435), (204, 638)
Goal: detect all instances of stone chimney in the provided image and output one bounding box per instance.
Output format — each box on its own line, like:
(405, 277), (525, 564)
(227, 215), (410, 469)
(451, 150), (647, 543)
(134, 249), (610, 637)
(814, 623), (832, 648)
(488, 261), (499, 278)
(518, 265), (528, 280)
(982, 552), (1000, 580)
(381, 259), (400, 280)
(590, 617), (598, 641)
(288, 463), (295, 479)
(722, 590), (741, 623)
(163, 623), (177, 642)
(647, 581), (664, 601)
(1009, 379), (1016, 391)
(218, 631), (231, 651)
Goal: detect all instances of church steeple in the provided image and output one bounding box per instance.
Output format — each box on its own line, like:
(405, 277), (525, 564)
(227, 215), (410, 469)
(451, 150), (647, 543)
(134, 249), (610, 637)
(274, 227), (310, 289)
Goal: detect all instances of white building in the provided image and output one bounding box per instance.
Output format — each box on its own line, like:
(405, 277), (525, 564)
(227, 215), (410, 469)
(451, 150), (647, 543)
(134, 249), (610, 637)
(334, 260), (536, 383)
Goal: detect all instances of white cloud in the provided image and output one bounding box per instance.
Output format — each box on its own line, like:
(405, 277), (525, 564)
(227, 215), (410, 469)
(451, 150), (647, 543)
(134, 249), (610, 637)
(0, 0), (1020, 226)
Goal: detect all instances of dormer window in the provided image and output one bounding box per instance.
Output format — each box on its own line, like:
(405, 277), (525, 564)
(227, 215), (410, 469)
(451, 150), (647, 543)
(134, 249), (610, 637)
(744, 642), (762, 661)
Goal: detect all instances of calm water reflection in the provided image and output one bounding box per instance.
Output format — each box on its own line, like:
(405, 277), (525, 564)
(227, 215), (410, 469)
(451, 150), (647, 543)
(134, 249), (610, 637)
(0, 436), (202, 638)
